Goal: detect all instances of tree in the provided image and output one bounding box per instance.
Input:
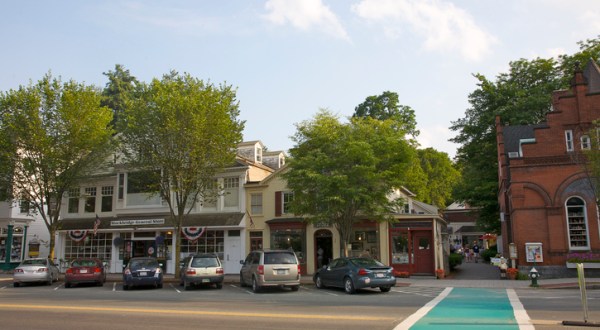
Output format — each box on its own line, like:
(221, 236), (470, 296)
(353, 91), (420, 139)
(120, 72), (244, 278)
(417, 148), (460, 208)
(0, 74), (114, 258)
(450, 36), (600, 233)
(102, 64), (139, 129)
(284, 110), (418, 256)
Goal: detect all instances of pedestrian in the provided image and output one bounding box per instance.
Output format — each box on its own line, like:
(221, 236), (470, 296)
(317, 246), (324, 268)
(472, 242), (480, 263)
(465, 245), (472, 262)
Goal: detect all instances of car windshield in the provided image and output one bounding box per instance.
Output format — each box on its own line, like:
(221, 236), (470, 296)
(22, 259), (46, 266)
(264, 252), (296, 265)
(129, 259), (158, 269)
(191, 257), (219, 267)
(350, 258), (385, 268)
(72, 259), (98, 267)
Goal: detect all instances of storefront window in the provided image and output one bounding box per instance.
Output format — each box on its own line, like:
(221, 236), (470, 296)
(392, 232), (410, 264)
(350, 228), (379, 259)
(270, 228), (305, 263)
(0, 227), (24, 263)
(64, 232), (112, 262)
(180, 230), (224, 260)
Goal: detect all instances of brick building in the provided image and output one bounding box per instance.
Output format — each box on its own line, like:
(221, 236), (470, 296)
(496, 60), (600, 277)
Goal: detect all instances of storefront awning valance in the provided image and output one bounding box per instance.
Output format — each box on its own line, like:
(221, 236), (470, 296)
(265, 217), (306, 229)
(58, 213), (245, 231)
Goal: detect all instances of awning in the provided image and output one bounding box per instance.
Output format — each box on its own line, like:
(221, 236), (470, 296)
(58, 213), (245, 231)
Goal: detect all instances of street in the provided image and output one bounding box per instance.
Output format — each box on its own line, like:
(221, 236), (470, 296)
(1, 278), (599, 329)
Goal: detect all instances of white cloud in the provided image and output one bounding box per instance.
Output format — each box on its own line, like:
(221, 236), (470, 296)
(351, 0), (497, 62)
(263, 0), (350, 41)
(416, 124), (457, 158)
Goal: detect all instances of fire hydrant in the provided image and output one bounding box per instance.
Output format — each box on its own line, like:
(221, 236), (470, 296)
(499, 257), (507, 279)
(529, 267), (539, 287)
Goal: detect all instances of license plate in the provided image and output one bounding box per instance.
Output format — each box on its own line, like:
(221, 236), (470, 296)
(139, 271), (147, 276)
(202, 279), (210, 283)
(376, 273), (385, 278)
(80, 269), (88, 273)
(277, 270), (286, 275)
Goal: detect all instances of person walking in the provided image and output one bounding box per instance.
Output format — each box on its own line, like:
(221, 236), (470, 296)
(317, 246), (324, 268)
(472, 242), (480, 263)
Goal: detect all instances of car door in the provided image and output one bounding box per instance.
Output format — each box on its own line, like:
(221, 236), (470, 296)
(329, 259), (349, 288)
(240, 252), (257, 285)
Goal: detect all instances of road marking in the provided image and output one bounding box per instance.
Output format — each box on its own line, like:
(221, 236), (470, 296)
(394, 287), (452, 329)
(507, 289), (534, 330)
(112, 282), (116, 291)
(54, 284), (62, 291)
(0, 303), (395, 321)
(170, 283), (181, 293)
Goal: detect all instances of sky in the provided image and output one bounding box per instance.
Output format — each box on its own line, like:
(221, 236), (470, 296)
(2, 1), (600, 159)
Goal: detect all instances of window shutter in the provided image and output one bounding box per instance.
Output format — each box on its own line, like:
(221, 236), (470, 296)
(275, 191), (282, 216)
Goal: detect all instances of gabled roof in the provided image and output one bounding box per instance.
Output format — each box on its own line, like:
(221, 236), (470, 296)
(583, 59), (600, 94)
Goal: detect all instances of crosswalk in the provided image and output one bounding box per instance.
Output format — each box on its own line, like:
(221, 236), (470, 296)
(391, 286), (446, 298)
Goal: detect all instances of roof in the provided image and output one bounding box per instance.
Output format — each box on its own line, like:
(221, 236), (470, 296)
(502, 123), (548, 154)
(583, 59), (600, 93)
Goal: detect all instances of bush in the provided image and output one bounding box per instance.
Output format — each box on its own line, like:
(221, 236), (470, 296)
(481, 245), (498, 263)
(449, 253), (463, 270)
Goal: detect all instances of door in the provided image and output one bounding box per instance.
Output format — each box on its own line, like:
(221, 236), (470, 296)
(412, 231), (434, 274)
(225, 234), (242, 274)
(315, 230), (333, 270)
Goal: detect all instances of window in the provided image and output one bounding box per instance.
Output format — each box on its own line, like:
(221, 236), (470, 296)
(565, 130), (574, 152)
(250, 231), (263, 251)
(202, 179), (219, 209)
(566, 197), (589, 250)
(68, 188), (79, 214)
(101, 186), (113, 212)
(223, 177), (239, 207)
(250, 193), (263, 215)
(581, 135), (591, 150)
(64, 232), (112, 261)
(180, 230), (225, 260)
(19, 200), (30, 214)
(118, 173), (125, 199)
(283, 192), (294, 214)
(126, 171), (161, 206)
(84, 187), (96, 213)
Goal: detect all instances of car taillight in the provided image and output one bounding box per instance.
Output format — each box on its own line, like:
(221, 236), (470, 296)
(258, 265), (264, 275)
(36, 267), (49, 273)
(124, 269), (131, 275)
(186, 269), (196, 275)
(297, 265), (302, 274)
(94, 267), (102, 273)
(66, 268), (73, 274)
(216, 268), (224, 274)
(155, 267), (162, 274)
(14, 269), (23, 273)
(357, 268), (369, 276)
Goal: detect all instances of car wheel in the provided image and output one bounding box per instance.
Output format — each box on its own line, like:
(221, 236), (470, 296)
(65, 282), (71, 288)
(239, 273), (247, 287)
(315, 275), (324, 289)
(184, 279), (190, 291)
(344, 277), (355, 294)
(216, 283), (223, 289)
(252, 276), (261, 293)
(380, 286), (391, 293)
(13, 282), (19, 288)
(123, 284), (129, 291)
(290, 285), (299, 292)
(157, 282), (163, 289)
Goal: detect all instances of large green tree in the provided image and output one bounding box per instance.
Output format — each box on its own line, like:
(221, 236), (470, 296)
(0, 74), (114, 258)
(284, 110), (419, 256)
(450, 36), (600, 233)
(120, 72), (244, 278)
(417, 148), (460, 208)
(102, 64), (139, 129)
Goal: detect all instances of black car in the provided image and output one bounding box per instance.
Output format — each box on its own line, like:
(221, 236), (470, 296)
(123, 257), (163, 290)
(313, 257), (396, 294)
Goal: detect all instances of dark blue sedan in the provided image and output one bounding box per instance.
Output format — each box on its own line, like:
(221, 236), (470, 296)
(123, 257), (163, 290)
(313, 257), (396, 294)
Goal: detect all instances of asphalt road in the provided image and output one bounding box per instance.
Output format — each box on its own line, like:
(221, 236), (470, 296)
(1, 279), (599, 329)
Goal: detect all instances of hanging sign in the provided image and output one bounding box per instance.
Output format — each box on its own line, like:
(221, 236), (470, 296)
(182, 227), (206, 242)
(68, 230), (88, 242)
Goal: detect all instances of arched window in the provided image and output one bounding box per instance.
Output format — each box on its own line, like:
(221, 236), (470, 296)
(565, 197), (590, 250)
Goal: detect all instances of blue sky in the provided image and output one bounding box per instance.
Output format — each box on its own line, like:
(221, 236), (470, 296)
(2, 1), (600, 158)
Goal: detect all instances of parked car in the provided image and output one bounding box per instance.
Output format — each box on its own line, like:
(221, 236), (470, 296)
(179, 253), (224, 290)
(123, 257), (163, 290)
(13, 258), (59, 287)
(313, 257), (396, 294)
(239, 250), (300, 293)
(64, 258), (106, 288)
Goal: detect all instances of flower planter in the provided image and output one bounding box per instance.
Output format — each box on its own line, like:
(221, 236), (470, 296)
(566, 262), (600, 269)
(506, 272), (517, 280)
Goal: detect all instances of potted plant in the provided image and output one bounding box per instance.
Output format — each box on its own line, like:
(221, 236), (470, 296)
(506, 267), (518, 280)
(435, 268), (445, 279)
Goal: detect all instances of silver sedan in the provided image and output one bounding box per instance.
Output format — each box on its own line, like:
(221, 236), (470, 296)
(13, 258), (60, 287)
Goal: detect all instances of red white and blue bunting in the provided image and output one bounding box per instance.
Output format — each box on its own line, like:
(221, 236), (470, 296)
(181, 227), (206, 242)
(68, 230), (88, 242)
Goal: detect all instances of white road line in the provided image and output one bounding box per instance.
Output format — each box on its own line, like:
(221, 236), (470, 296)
(507, 289), (534, 330)
(394, 287), (453, 330)
(170, 284), (181, 293)
(54, 284), (62, 291)
(112, 282), (116, 291)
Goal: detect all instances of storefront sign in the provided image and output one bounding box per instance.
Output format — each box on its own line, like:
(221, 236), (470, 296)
(110, 219), (165, 226)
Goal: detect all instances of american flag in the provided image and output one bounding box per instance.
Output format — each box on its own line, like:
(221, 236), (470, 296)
(93, 214), (101, 235)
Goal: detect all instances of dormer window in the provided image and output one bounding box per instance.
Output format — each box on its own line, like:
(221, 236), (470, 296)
(256, 145), (262, 163)
(565, 130), (574, 152)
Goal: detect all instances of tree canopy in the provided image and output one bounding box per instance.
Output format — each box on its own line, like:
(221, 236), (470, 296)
(0, 74), (114, 258)
(102, 64), (139, 129)
(450, 36), (600, 233)
(353, 90), (420, 139)
(284, 110), (418, 256)
(120, 71), (244, 277)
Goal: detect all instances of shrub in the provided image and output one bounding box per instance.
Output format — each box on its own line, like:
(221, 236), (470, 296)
(449, 253), (463, 270)
(481, 245), (498, 263)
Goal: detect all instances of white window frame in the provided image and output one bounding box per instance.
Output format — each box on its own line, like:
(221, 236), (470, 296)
(565, 196), (590, 250)
(565, 130), (574, 152)
(581, 135), (591, 150)
(282, 191), (294, 214)
(250, 193), (263, 215)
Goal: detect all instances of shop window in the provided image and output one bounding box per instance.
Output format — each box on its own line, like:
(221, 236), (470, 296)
(270, 228), (305, 263)
(392, 232), (409, 264)
(566, 196), (589, 250)
(84, 187), (96, 213)
(101, 186), (113, 212)
(68, 188), (80, 214)
(180, 230), (225, 260)
(64, 232), (112, 262)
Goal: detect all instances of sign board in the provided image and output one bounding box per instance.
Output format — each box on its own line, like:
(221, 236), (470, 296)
(110, 219), (165, 226)
(525, 242), (543, 262)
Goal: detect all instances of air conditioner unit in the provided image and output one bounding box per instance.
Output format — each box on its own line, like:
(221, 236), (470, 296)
(508, 152), (520, 158)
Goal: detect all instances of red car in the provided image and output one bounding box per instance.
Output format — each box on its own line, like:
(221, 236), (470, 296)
(64, 258), (106, 288)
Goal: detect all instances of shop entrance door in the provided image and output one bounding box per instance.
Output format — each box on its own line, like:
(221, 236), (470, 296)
(124, 239), (156, 266)
(314, 230), (333, 271)
(412, 231), (434, 275)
